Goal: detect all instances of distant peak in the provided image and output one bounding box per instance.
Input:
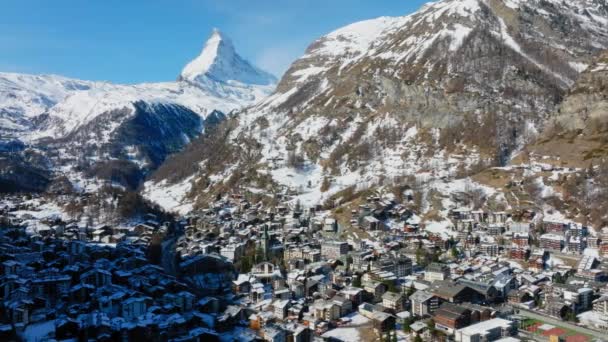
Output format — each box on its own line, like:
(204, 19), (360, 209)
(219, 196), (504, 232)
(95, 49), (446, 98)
(207, 28), (229, 47)
(179, 29), (276, 86)
(210, 27), (222, 37)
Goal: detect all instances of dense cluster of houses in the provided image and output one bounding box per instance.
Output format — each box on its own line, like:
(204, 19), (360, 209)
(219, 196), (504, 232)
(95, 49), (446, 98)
(2, 191), (608, 341)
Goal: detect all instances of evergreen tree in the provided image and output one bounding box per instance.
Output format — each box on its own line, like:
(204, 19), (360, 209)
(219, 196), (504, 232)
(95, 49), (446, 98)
(255, 247), (265, 263)
(352, 275), (362, 287)
(402, 317), (412, 333)
(451, 246), (459, 258)
(415, 247), (426, 266)
(406, 284), (417, 297)
(427, 319), (436, 336)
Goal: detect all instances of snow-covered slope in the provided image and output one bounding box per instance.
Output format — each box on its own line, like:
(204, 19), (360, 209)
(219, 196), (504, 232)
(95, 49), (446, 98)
(31, 79), (271, 141)
(145, 0), (608, 214)
(0, 73), (94, 135)
(0, 29), (276, 193)
(1, 30), (275, 142)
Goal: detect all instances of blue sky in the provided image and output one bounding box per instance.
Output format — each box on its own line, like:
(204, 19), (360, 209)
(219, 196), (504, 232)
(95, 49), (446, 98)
(0, 0), (429, 84)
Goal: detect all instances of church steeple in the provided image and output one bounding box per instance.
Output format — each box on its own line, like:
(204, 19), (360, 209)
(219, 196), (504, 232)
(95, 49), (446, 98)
(261, 224), (270, 261)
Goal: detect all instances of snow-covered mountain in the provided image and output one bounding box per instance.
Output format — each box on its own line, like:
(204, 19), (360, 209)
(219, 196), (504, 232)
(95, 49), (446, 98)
(1, 29), (275, 142)
(0, 73), (94, 136)
(180, 28), (276, 86)
(144, 0), (608, 214)
(0, 29), (276, 192)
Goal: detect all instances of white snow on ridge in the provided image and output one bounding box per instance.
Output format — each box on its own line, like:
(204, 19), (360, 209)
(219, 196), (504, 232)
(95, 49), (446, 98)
(2, 29), (276, 142)
(424, 0), (481, 20)
(180, 28), (276, 86)
(0, 72), (94, 116)
(0, 73), (95, 133)
(307, 15), (409, 69)
(28, 79), (273, 141)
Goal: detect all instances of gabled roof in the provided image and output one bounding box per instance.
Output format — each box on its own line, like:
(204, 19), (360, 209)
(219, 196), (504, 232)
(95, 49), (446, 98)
(410, 290), (435, 303)
(382, 291), (403, 301)
(430, 281), (468, 299)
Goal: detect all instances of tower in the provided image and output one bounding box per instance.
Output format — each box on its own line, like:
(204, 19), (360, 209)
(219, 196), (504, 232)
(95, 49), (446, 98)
(261, 224), (270, 261)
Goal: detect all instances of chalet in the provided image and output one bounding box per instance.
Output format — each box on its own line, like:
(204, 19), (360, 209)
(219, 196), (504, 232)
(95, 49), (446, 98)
(547, 300), (572, 320)
(232, 274), (254, 294)
(217, 306), (244, 331)
(273, 299), (290, 320)
(31, 273), (71, 299)
(512, 233), (529, 247)
(293, 326), (313, 342)
(528, 250), (549, 272)
(263, 325), (286, 342)
(372, 311), (396, 332)
(323, 218), (338, 232)
(274, 288), (290, 300)
(359, 302), (376, 319)
(340, 287), (364, 306)
(382, 291), (405, 311)
(410, 290), (438, 316)
(320, 241), (348, 260)
(425, 263), (449, 282)
(331, 294), (353, 316)
(311, 299), (340, 321)
(433, 303), (471, 335)
(431, 281), (487, 304)
(479, 244), (499, 257)
(121, 296), (148, 320)
(363, 280), (387, 302)
(508, 290), (532, 306)
(80, 268), (112, 288)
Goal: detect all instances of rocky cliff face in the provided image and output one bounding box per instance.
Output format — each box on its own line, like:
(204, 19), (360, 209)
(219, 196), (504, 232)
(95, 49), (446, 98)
(147, 0), (608, 212)
(257, 0), (608, 143)
(552, 50), (608, 132)
(523, 49), (608, 167)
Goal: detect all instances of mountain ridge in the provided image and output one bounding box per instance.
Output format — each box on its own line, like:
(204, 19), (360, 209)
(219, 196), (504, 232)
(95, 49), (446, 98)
(180, 28), (277, 86)
(0, 30), (276, 193)
(143, 0), (608, 214)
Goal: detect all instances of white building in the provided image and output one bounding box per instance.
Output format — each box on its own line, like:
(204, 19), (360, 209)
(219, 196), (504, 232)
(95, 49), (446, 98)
(455, 318), (515, 342)
(424, 263), (449, 282)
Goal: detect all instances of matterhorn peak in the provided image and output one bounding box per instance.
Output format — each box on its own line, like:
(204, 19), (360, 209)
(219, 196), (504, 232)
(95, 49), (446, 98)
(179, 28), (276, 86)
